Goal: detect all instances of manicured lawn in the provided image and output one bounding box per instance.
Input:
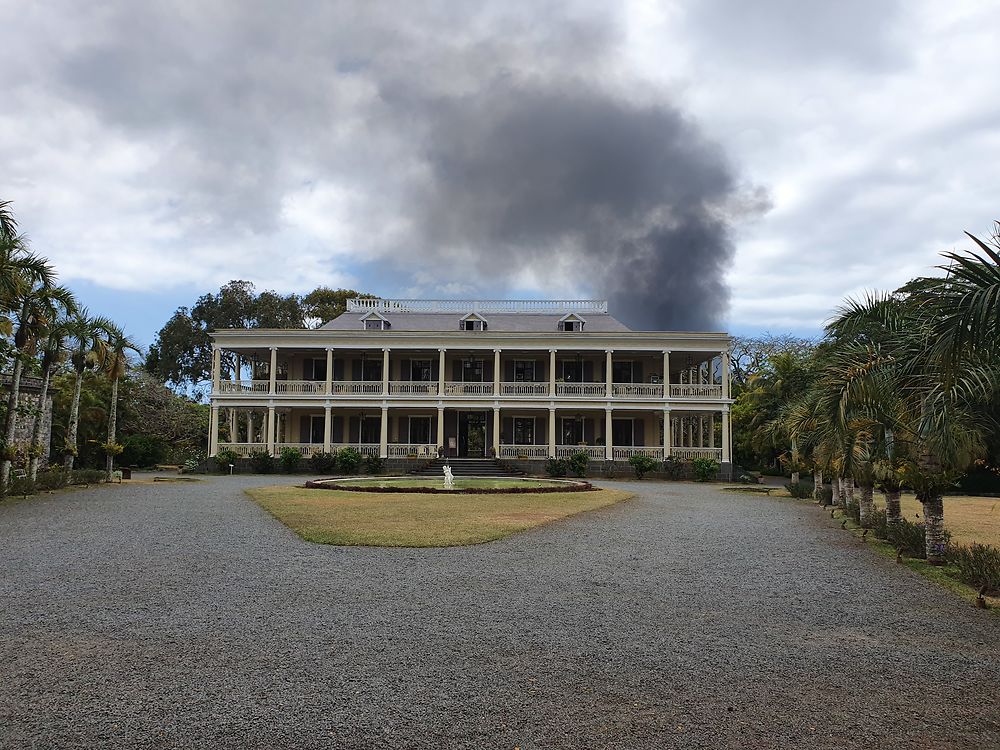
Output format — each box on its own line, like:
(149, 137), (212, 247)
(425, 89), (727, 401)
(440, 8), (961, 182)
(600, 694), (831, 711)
(314, 477), (573, 490)
(246, 485), (632, 547)
(878, 493), (1000, 547)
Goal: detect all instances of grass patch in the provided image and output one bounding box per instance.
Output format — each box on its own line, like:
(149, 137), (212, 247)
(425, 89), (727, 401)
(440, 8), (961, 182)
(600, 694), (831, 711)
(876, 493), (1000, 547)
(317, 477), (571, 490)
(246, 485), (632, 547)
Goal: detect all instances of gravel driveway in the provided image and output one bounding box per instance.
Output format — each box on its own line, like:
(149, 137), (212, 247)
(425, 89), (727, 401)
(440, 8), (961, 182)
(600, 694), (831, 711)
(1, 476), (998, 749)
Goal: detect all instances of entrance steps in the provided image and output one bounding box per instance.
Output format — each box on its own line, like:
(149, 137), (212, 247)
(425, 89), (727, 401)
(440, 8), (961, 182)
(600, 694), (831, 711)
(410, 458), (525, 478)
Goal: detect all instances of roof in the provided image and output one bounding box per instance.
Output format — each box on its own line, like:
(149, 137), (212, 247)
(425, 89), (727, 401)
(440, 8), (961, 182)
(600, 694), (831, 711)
(322, 311), (632, 333)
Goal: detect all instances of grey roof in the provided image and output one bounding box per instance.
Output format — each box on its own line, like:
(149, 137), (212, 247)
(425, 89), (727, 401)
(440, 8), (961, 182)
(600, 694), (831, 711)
(321, 312), (633, 333)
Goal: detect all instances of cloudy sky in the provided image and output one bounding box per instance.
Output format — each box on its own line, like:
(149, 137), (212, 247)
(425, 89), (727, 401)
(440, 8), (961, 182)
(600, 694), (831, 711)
(2, 0), (998, 345)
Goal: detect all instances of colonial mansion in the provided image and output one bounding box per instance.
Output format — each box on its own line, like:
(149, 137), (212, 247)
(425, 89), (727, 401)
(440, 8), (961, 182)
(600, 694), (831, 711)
(208, 299), (733, 474)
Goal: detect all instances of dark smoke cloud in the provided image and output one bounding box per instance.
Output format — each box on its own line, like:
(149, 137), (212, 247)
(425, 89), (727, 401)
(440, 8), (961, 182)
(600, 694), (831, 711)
(12, 1), (766, 330)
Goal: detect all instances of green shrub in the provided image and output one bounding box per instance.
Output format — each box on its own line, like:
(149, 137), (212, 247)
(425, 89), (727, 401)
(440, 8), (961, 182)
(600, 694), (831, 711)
(545, 458), (568, 478)
(567, 451), (590, 478)
(279, 447), (302, 473)
(182, 458), (200, 473)
(662, 456), (686, 480)
(886, 517), (950, 559)
(364, 454), (385, 475)
(692, 457), (720, 482)
(35, 468), (68, 491)
(784, 481), (814, 499)
(947, 543), (1000, 594)
(70, 469), (105, 485)
(2, 476), (36, 497)
(119, 435), (167, 467)
(249, 450), (275, 474)
(215, 449), (239, 473)
(336, 447), (363, 475)
(309, 451), (338, 474)
(629, 454), (658, 479)
(844, 497), (861, 525)
(817, 486), (834, 506)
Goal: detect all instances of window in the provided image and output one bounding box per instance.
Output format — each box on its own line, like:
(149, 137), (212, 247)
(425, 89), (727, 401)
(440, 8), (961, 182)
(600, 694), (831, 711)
(463, 319), (486, 331)
(612, 419), (634, 447)
(410, 359), (433, 381)
(409, 416), (432, 444)
(462, 359), (484, 382)
(612, 360), (633, 383)
(513, 360), (536, 382)
(364, 319), (388, 330)
(513, 417), (535, 445)
(361, 359), (382, 381)
(360, 416), (380, 444)
(561, 360), (583, 382)
(560, 320), (582, 332)
(561, 418), (583, 445)
(309, 415), (324, 443)
(303, 358), (327, 381)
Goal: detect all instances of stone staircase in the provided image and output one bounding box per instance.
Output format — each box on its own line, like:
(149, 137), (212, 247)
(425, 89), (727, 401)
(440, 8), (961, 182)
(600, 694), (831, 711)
(410, 458), (525, 478)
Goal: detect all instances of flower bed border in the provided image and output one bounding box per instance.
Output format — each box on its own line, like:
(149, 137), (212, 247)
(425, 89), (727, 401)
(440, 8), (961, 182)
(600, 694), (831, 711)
(303, 478), (594, 494)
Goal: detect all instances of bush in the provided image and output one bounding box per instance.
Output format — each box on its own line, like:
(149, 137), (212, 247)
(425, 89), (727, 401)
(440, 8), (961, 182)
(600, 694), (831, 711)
(364, 454), (385, 475)
(817, 487), (833, 506)
(34, 468), (68, 490)
(182, 458), (200, 473)
(279, 447), (302, 473)
(2, 476), (36, 497)
(629, 454), (658, 479)
(567, 450), (590, 478)
(70, 469), (105, 485)
(692, 457), (720, 482)
(947, 543), (1000, 594)
(120, 434), (168, 467)
(309, 451), (338, 474)
(215, 449), (239, 473)
(662, 456), (686, 480)
(885, 517), (950, 559)
(545, 458), (568, 477)
(336, 447), (363, 475)
(249, 450), (275, 474)
(784, 481), (814, 499)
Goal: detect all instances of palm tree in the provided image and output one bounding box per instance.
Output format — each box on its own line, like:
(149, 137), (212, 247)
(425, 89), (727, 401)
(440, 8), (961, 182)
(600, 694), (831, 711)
(26, 316), (74, 480)
(97, 321), (141, 481)
(62, 311), (113, 472)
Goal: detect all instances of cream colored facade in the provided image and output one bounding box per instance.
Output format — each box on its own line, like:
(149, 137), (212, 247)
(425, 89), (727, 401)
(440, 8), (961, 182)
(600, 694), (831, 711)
(208, 299), (733, 467)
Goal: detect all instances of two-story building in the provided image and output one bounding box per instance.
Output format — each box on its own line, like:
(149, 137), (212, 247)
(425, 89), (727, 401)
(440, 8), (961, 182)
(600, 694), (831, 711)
(208, 299), (733, 476)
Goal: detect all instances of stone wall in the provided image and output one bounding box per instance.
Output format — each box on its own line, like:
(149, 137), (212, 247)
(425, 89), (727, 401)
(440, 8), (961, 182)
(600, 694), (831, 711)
(0, 375), (53, 469)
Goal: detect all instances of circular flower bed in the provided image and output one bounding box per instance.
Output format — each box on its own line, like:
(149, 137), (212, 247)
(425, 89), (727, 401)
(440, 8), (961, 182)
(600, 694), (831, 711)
(304, 476), (593, 494)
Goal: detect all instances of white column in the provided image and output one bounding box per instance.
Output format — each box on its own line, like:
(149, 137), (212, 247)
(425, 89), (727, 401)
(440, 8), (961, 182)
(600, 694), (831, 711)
(209, 406), (219, 456)
(722, 410), (731, 462)
(549, 349), (557, 397)
(605, 350), (613, 398)
(722, 350), (730, 399)
(548, 408), (556, 457)
(492, 407), (500, 456)
(437, 407), (445, 452)
(266, 406), (275, 455)
(228, 408), (236, 443)
(662, 350), (670, 397)
(211, 347), (221, 393)
(687, 417), (694, 447)
(697, 415), (704, 447)
(709, 415), (716, 448)
(233, 356), (240, 384)
(323, 406), (332, 453)
(605, 408), (613, 461)
(382, 348), (390, 396)
(493, 349), (501, 396)
(247, 412), (255, 445)
(325, 348), (333, 395)
(663, 409), (671, 458)
(438, 349), (446, 396)
(268, 347), (277, 394)
(379, 406), (388, 458)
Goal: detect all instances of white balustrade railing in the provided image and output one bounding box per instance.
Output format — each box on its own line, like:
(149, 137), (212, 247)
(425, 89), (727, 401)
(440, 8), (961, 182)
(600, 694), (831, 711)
(347, 298), (608, 314)
(500, 382), (549, 396)
(671, 447), (723, 460)
(216, 380), (269, 394)
(331, 381), (383, 395)
(274, 442), (323, 456)
(387, 443), (438, 458)
(556, 445), (606, 460)
(613, 446), (663, 460)
(669, 384), (723, 399)
(329, 443), (380, 456)
(216, 443), (263, 457)
(444, 382), (494, 396)
(274, 380), (325, 394)
(499, 445), (549, 459)
(612, 383), (664, 398)
(389, 381), (439, 396)
(556, 383), (606, 397)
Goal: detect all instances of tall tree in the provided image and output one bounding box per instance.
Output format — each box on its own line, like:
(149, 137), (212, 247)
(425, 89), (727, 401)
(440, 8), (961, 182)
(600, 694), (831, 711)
(98, 322), (141, 481)
(27, 316), (73, 480)
(62, 311), (112, 472)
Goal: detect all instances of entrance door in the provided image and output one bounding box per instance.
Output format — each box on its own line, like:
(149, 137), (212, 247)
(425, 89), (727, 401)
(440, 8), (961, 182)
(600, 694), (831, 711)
(459, 411), (487, 457)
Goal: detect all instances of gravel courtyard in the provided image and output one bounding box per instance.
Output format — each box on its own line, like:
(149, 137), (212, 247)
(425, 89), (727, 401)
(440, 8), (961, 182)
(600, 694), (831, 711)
(1, 476), (998, 750)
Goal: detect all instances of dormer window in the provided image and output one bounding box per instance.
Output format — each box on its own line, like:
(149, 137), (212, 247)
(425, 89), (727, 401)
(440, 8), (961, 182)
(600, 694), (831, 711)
(361, 311), (390, 330)
(459, 312), (488, 331)
(558, 313), (586, 332)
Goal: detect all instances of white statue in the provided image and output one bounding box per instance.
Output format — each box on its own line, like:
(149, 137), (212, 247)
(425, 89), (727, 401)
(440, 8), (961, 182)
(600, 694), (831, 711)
(442, 464), (454, 489)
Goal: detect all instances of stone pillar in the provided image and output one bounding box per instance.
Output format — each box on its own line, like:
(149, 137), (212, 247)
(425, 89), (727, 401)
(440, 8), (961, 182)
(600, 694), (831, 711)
(605, 408), (613, 461)
(605, 350), (613, 398)
(492, 407), (500, 456)
(209, 406), (219, 456)
(382, 348), (390, 396)
(379, 406), (388, 458)
(266, 406), (275, 455)
(549, 350), (557, 397)
(323, 406), (332, 453)
(268, 347), (277, 394)
(548, 408), (556, 458)
(437, 407), (445, 452)
(493, 349), (501, 396)
(325, 348), (333, 395)
(663, 409), (672, 457)
(438, 349), (446, 396)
